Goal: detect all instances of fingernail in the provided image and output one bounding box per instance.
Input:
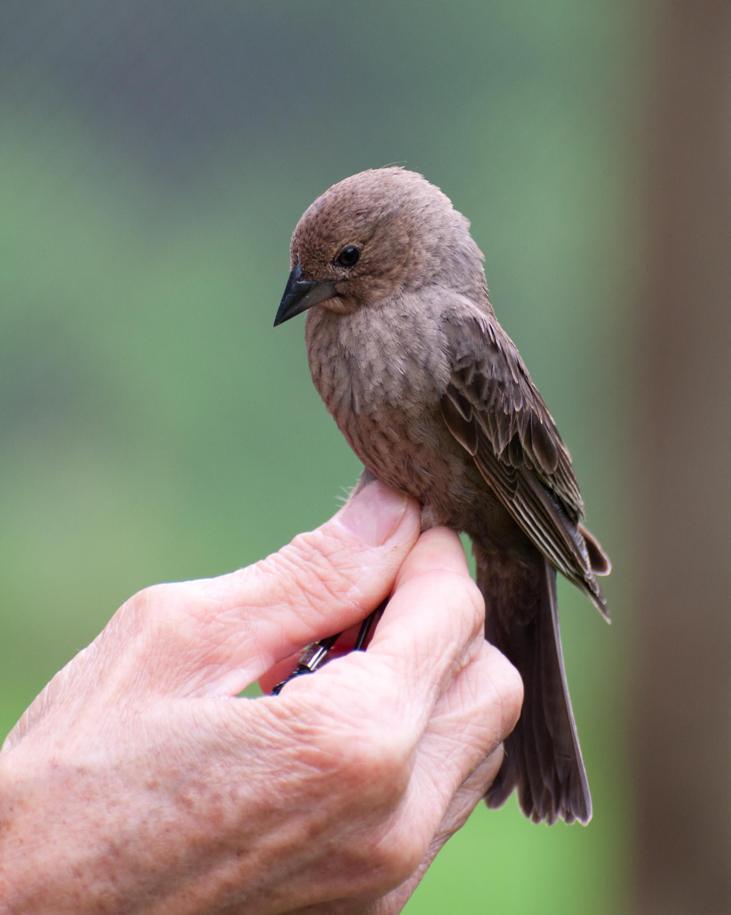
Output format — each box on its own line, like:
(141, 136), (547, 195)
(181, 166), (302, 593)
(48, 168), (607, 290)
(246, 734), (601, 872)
(337, 480), (408, 546)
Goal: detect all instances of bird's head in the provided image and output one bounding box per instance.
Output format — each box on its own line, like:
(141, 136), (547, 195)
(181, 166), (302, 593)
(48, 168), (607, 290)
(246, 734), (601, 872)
(274, 167), (485, 326)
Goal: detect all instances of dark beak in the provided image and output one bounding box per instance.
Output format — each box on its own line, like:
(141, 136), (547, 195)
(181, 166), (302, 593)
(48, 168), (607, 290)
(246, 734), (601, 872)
(273, 263), (337, 327)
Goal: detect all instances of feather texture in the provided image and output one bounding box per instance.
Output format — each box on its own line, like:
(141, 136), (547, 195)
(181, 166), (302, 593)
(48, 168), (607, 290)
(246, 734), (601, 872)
(441, 308), (609, 618)
(476, 544), (592, 824)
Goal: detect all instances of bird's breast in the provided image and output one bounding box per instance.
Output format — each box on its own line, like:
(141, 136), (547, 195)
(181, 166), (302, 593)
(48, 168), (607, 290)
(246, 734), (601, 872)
(306, 303), (448, 420)
(305, 304), (488, 520)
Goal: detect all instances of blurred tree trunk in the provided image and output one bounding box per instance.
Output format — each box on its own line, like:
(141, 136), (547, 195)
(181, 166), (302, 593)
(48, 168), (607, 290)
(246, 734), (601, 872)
(634, 2), (731, 914)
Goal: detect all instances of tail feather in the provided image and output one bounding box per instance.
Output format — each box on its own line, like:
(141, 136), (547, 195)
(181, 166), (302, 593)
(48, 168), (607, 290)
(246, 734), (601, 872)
(476, 543), (592, 825)
(578, 522), (612, 576)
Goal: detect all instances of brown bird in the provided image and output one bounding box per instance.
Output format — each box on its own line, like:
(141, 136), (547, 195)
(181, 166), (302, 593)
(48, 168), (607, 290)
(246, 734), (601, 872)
(273, 167), (611, 825)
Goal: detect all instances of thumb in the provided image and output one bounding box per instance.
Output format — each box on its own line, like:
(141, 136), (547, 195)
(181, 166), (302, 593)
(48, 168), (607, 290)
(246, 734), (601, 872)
(199, 480), (420, 693)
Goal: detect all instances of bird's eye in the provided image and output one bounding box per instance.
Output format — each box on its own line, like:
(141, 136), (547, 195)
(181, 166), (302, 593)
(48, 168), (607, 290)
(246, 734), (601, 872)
(336, 245), (360, 268)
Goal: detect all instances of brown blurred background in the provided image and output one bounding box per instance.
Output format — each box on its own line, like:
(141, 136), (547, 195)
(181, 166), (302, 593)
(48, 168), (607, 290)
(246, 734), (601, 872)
(0, 2), (728, 912)
(634, 4), (730, 914)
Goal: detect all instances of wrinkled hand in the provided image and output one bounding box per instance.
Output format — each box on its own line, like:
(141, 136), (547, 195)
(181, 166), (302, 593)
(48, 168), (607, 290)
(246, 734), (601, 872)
(0, 481), (522, 915)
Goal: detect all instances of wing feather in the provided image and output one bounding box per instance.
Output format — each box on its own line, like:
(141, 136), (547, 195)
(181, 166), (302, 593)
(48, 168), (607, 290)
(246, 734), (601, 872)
(440, 307), (608, 617)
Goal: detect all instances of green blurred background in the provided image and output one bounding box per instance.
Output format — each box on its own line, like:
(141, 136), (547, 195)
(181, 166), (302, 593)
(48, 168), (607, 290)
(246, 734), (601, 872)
(3, 2), (724, 913)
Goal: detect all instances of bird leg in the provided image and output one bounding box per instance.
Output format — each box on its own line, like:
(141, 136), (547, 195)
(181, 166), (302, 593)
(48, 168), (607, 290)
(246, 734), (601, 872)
(272, 600), (387, 695)
(353, 600), (386, 650)
(271, 633), (341, 694)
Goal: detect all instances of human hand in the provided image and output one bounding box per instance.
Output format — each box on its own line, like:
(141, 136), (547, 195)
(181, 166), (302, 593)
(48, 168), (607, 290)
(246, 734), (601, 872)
(0, 481), (522, 914)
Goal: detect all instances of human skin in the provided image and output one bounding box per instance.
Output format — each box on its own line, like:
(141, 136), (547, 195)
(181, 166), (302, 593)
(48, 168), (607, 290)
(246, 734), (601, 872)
(0, 481), (522, 915)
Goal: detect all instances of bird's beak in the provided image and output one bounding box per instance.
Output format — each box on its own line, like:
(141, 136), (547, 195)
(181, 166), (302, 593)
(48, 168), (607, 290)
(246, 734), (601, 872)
(273, 262), (337, 327)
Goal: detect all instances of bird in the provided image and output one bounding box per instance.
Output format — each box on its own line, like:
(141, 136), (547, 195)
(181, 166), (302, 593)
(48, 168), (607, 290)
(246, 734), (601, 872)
(273, 167), (611, 825)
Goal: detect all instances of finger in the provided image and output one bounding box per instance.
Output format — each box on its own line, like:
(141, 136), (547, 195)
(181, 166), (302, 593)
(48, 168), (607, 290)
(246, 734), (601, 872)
(392, 525), (471, 588)
(125, 481), (420, 696)
(276, 528), (483, 742)
(362, 527), (486, 717)
(433, 744), (505, 838)
(373, 749), (505, 915)
(412, 640), (522, 808)
(359, 648), (518, 914)
(415, 640), (523, 780)
(289, 743), (506, 915)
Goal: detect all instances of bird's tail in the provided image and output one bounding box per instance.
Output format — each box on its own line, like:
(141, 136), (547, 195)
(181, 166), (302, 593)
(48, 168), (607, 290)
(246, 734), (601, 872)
(474, 541), (592, 824)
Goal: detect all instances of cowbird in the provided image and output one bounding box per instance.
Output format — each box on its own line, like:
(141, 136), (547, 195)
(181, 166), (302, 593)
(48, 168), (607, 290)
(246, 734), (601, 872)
(273, 167), (611, 825)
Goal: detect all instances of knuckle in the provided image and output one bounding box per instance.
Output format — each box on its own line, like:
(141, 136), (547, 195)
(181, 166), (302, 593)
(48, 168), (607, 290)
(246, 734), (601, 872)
(455, 574), (486, 635)
(262, 529), (363, 621)
(125, 583), (176, 619)
(483, 645), (524, 736)
(412, 570), (485, 637)
(334, 726), (412, 812)
(368, 827), (424, 889)
(275, 675), (412, 815)
(121, 581), (200, 646)
(320, 824), (423, 900)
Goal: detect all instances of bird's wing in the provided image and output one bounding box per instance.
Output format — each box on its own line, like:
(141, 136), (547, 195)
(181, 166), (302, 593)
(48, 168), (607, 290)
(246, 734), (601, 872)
(440, 306), (606, 612)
